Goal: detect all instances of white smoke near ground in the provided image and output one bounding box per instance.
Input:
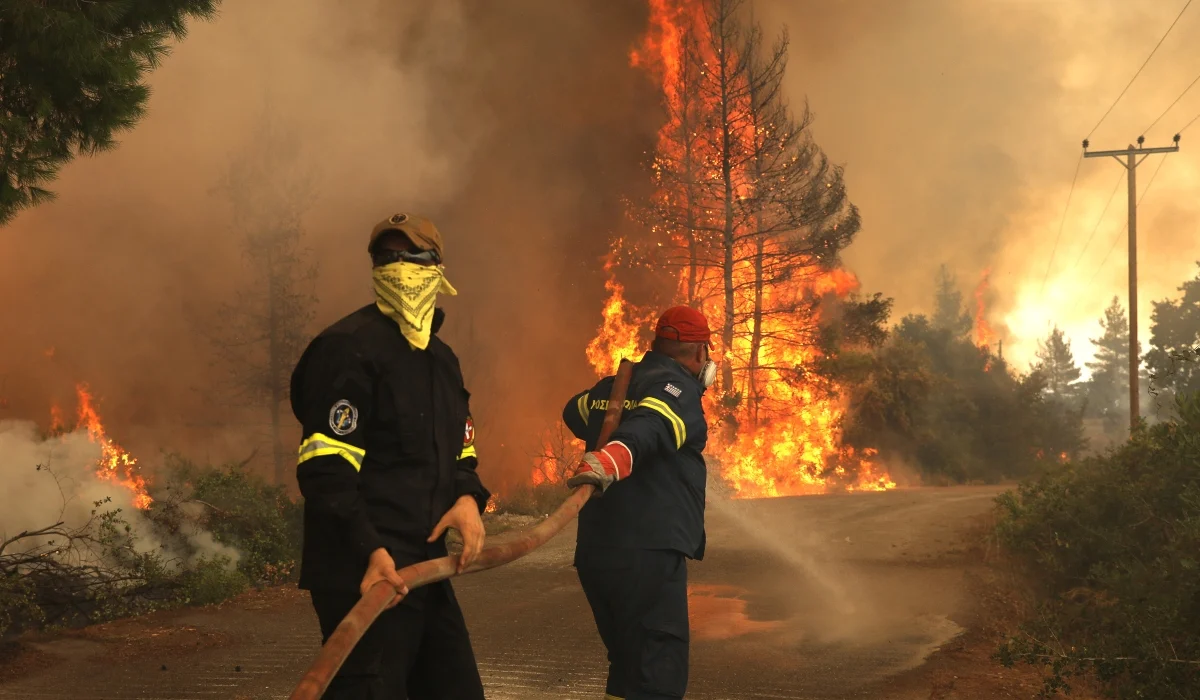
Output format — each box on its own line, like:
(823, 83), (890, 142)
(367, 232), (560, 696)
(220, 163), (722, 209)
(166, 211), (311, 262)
(0, 421), (240, 571)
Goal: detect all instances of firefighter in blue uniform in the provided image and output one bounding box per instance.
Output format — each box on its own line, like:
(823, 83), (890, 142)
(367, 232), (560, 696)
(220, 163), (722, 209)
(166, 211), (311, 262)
(290, 213), (490, 699)
(562, 306), (717, 700)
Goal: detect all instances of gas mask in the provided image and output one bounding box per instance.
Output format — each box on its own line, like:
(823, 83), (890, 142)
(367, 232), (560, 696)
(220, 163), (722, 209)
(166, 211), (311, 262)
(698, 360), (718, 388)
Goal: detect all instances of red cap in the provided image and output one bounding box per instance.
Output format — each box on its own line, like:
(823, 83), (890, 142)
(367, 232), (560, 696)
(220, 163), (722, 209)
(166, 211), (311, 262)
(654, 306), (712, 344)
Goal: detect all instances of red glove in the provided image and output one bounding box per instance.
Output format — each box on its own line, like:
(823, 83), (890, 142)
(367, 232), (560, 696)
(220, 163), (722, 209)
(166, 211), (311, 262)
(566, 441), (633, 493)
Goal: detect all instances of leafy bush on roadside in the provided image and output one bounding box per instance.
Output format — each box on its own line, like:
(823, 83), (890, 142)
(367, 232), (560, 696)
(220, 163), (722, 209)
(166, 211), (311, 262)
(2, 456), (302, 639)
(153, 457), (303, 587)
(995, 392), (1200, 698)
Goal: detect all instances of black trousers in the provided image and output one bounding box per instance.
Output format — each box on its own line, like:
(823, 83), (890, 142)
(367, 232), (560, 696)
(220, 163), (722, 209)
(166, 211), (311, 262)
(576, 549), (690, 700)
(309, 582), (485, 699)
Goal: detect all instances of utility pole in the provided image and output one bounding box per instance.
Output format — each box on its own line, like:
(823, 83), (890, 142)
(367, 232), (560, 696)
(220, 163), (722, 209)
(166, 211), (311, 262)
(1082, 134), (1179, 432)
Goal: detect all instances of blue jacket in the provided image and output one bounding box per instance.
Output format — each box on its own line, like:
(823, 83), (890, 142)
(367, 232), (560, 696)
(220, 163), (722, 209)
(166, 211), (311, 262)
(562, 350), (709, 562)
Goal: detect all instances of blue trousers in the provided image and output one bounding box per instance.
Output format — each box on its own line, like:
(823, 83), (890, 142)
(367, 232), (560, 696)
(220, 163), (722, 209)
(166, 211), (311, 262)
(576, 549), (690, 700)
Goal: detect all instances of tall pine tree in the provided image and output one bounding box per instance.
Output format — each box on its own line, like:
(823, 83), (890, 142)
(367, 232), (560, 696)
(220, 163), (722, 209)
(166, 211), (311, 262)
(0, 1), (219, 224)
(1144, 263), (1200, 409)
(1035, 326), (1082, 402)
(1085, 297), (1138, 430)
(932, 265), (973, 339)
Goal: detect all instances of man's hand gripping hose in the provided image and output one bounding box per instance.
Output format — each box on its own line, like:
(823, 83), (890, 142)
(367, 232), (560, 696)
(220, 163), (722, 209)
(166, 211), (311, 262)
(288, 359), (635, 700)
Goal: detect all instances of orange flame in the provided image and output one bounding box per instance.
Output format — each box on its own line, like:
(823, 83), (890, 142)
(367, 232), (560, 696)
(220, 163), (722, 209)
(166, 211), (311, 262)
(71, 385), (152, 510)
(973, 268), (998, 349)
(585, 259), (651, 377)
(49, 404), (65, 434)
(548, 1), (895, 498)
(484, 495), (498, 514)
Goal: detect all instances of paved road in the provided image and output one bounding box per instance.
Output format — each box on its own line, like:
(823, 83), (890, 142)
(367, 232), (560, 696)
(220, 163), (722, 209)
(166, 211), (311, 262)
(0, 486), (1003, 699)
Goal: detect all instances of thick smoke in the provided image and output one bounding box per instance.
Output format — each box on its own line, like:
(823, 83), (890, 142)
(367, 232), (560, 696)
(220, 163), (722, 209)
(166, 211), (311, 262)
(6, 0), (1195, 494)
(0, 1), (656, 489)
(0, 422), (240, 568)
(759, 0), (1200, 369)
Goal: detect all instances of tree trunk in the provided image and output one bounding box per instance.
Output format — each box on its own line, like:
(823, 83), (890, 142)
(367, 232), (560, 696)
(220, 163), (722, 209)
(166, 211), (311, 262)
(682, 84), (700, 306)
(718, 24), (736, 398)
(749, 230), (764, 428)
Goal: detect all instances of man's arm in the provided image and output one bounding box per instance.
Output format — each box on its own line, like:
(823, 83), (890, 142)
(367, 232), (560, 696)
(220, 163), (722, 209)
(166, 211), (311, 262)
(561, 388), (591, 441)
(453, 392), (491, 513)
(610, 379), (703, 463)
(294, 335), (385, 562)
(567, 378), (704, 492)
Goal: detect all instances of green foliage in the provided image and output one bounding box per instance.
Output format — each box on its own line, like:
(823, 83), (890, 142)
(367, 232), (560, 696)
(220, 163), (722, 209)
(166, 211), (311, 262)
(836, 268), (1085, 483)
(1145, 263), (1200, 416)
(174, 556), (248, 606)
(1, 457), (301, 639)
(1035, 326), (1083, 404)
(0, 575), (43, 638)
(1085, 297), (1137, 433)
(995, 392), (1200, 697)
(932, 265), (973, 339)
(151, 456), (303, 586)
(0, 0), (219, 224)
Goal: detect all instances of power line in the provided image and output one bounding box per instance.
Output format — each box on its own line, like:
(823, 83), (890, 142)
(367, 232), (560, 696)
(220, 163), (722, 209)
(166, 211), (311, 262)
(1068, 171), (1124, 274)
(1041, 151), (1084, 296)
(1143, 67), (1200, 134)
(1090, 155), (1169, 282)
(1086, 0), (1193, 139)
(1181, 109), (1200, 134)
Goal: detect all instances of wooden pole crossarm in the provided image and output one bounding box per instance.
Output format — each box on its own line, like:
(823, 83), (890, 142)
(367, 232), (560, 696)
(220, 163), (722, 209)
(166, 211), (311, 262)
(1084, 145), (1179, 158)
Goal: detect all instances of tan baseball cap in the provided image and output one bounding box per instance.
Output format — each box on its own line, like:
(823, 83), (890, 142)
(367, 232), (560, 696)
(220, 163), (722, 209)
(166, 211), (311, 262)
(368, 213), (444, 260)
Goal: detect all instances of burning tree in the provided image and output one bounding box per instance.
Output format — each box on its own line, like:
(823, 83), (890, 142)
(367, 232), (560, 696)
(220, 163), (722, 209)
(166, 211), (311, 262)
(632, 0), (859, 422)
(586, 0), (891, 497)
(207, 118), (317, 485)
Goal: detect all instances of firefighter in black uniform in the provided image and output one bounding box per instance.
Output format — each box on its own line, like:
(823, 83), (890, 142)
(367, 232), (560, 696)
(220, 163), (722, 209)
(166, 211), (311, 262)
(562, 306), (717, 700)
(290, 213), (491, 699)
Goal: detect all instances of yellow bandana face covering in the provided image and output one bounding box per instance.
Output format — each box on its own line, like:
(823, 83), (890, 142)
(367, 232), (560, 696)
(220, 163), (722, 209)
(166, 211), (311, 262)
(373, 262), (458, 350)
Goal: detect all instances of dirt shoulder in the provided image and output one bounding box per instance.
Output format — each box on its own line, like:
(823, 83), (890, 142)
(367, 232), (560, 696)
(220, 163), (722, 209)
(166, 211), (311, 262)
(875, 514), (1102, 700)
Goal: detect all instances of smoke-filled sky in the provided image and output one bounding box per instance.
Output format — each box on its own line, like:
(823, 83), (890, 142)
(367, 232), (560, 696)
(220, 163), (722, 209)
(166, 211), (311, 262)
(759, 0), (1200, 372)
(2, 0), (1199, 484)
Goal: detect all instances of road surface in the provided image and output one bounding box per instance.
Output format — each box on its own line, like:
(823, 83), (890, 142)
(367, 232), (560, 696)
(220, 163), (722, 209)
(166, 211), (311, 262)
(0, 486), (1003, 699)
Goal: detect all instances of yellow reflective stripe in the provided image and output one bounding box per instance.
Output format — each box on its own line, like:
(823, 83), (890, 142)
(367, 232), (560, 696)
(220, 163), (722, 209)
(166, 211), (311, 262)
(458, 444), (478, 460)
(577, 392), (590, 426)
(639, 397), (686, 448)
(605, 695), (624, 700)
(298, 433), (366, 472)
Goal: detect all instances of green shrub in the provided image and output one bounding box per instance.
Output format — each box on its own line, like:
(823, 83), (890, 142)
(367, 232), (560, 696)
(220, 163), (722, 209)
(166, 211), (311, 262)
(152, 456), (303, 587)
(995, 392), (1200, 697)
(2, 456), (304, 639)
(176, 556), (249, 606)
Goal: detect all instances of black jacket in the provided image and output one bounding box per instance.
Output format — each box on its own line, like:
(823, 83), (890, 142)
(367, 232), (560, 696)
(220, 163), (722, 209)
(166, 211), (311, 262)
(290, 304), (490, 595)
(562, 351), (709, 562)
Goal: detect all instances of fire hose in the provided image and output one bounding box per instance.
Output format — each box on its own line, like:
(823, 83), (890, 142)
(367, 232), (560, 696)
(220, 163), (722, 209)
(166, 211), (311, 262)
(288, 359), (634, 700)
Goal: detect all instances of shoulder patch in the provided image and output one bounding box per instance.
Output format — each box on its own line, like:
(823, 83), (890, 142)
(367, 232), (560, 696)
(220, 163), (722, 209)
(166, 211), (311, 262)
(664, 383), (683, 398)
(329, 400), (359, 436)
(463, 416), (475, 447)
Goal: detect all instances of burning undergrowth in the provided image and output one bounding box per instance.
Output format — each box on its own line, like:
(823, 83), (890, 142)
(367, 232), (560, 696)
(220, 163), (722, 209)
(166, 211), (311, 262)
(0, 388), (301, 638)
